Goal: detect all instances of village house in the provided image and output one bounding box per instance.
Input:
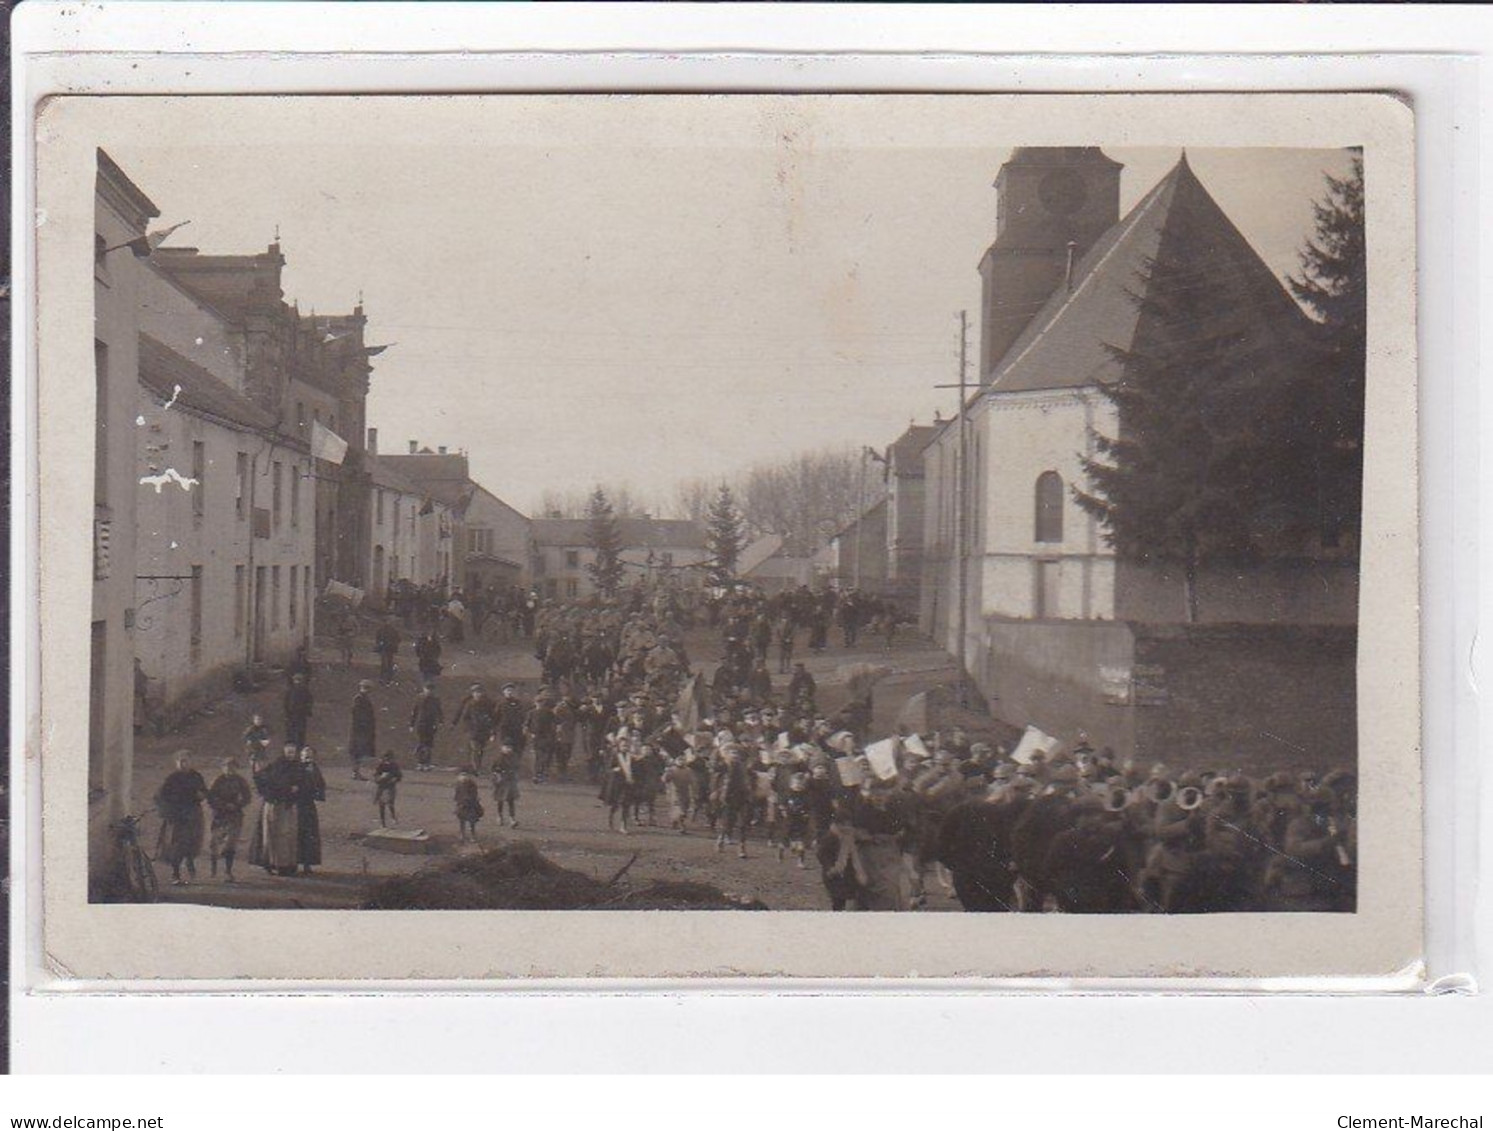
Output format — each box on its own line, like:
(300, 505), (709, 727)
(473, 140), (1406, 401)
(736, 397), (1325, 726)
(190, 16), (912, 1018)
(377, 442), (530, 594)
(366, 431), (457, 597)
(147, 244), (378, 593)
(530, 516), (710, 599)
(90, 151), (154, 884)
(920, 147), (1358, 767)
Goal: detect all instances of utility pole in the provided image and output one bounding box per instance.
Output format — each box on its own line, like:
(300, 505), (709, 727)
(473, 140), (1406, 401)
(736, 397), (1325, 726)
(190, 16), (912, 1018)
(935, 311), (972, 708)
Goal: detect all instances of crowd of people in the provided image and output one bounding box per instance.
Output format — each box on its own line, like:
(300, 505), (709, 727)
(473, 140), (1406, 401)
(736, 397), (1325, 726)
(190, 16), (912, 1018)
(148, 577), (1357, 914)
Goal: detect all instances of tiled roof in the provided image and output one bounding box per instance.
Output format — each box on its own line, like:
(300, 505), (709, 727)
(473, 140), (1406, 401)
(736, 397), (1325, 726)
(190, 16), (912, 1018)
(137, 333), (280, 433)
(984, 155), (1312, 396)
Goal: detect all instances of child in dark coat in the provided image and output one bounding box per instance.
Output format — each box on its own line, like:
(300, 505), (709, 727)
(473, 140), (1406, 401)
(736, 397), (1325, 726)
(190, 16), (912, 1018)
(454, 770), (484, 843)
(373, 752), (403, 827)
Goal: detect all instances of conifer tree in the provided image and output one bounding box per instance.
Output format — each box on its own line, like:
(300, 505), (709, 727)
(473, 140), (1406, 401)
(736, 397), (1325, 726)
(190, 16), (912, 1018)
(704, 484), (745, 587)
(1288, 152), (1366, 547)
(585, 487), (625, 597)
(1074, 230), (1304, 622)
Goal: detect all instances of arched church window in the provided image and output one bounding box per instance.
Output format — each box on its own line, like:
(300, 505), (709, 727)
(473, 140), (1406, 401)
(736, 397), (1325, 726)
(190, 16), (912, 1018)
(1035, 471), (1064, 543)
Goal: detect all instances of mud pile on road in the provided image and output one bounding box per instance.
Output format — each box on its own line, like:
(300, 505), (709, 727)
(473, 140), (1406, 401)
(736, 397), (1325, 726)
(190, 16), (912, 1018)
(361, 841), (768, 911)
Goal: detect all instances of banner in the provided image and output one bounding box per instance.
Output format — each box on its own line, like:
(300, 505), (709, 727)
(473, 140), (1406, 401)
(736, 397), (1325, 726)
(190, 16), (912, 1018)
(674, 671), (707, 733)
(864, 737), (900, 781)
(310, 419), (349, 465)
(1010, 725), (1062, 766)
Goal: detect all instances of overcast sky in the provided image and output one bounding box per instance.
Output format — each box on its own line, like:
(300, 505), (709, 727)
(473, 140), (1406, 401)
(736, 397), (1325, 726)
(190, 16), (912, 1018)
(108, 96), (1355, 515)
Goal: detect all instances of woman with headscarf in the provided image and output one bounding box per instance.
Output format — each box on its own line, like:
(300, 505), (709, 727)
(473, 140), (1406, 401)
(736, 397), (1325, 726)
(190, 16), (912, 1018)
(155, 751), (207, 886)
(249, 743), (302, 877)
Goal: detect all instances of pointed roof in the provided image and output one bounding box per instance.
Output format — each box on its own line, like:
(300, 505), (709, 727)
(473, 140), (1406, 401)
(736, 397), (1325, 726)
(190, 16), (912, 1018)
(983, 155), (1311, 395)
(737, 534), (786, 575)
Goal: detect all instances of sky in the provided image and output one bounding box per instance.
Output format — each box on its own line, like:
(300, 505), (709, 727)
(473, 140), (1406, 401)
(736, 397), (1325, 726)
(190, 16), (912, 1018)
(106, 96), (1355, 515)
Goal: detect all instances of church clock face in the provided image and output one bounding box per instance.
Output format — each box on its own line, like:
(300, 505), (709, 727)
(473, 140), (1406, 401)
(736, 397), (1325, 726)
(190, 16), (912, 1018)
(1038, 168), (1089, 216)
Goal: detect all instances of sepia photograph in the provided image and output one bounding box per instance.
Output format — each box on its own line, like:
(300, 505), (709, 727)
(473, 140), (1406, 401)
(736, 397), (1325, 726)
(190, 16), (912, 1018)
(33, 92), (1421, 980)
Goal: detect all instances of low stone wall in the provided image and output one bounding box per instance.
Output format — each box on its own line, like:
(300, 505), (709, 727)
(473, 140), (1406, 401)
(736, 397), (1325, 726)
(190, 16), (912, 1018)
(975, 616), (1357, 771)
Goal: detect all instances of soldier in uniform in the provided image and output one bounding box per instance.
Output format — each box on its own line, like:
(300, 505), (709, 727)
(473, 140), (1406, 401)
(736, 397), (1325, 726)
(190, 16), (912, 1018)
(452, 682), (499, 772)
(408, 682), (444, 770)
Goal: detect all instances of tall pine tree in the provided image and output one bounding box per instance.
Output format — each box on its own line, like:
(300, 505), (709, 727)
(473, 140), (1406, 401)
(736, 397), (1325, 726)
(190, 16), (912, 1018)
(1074, 229), (1307, 622)
(704, 484), (745, 587)
(585, 487), (625, 597)
(1288, 152), (1366, 548)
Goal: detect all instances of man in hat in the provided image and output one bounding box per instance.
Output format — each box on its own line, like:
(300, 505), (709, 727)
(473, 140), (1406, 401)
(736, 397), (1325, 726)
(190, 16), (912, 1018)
(787, 662), (816, 717)
(283, 671), (314, 751)
(409, 682), (445, 770)
(206, 756), (253, 882)
(1041, 794), (1135, 913)
(374, 618), (401, 685)
(495, 683), (529, 760)
(452, 683), (499, 772)
(525, 690), (558, 784)
(348, 679), (377, 781)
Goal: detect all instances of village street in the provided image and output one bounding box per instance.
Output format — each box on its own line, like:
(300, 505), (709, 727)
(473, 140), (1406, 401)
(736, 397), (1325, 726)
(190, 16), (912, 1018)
(132, 624), (970, 912)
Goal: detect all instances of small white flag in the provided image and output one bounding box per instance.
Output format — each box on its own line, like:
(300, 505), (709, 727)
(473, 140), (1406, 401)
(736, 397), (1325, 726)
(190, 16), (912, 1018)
(310, 420), (348, 465)
(1011, 725), (1062, 766)
(864, 737), (900, 781)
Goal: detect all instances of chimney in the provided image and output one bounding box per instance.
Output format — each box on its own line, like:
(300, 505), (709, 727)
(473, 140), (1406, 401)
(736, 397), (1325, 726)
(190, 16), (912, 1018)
(408, 440), (418, 454)
(366, 427), (378, 455)
(1065, 240), (1078, 292)
(438, 446), (447, 455)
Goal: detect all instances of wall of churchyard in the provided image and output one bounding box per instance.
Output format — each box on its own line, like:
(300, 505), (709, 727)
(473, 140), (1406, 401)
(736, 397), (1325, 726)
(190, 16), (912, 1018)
(973, 616), (1358, 772)
(1131, 624), (1358, 775)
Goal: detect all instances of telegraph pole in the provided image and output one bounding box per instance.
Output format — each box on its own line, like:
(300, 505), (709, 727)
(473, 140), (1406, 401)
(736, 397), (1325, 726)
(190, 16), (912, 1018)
(935, 311), (972, 708)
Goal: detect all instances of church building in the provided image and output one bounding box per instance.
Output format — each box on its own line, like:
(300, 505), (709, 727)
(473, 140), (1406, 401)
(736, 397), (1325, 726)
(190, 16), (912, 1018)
(921, 147), (1359, 769)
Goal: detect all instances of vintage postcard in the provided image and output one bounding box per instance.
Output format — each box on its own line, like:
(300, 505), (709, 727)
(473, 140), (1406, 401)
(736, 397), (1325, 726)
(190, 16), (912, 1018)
(29, 92), (1420, 982)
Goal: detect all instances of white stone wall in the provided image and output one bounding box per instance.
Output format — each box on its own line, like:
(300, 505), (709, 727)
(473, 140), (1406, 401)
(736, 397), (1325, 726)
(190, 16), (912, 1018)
(135, 390), (316, 710)
(369, 486), (452, 592)
(92, 183), (146, 841)
(977, 389), (1118, 620)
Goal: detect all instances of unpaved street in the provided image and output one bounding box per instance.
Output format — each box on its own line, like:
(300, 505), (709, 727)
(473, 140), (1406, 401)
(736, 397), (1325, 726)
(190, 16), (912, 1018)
(134, 626), (966, 911)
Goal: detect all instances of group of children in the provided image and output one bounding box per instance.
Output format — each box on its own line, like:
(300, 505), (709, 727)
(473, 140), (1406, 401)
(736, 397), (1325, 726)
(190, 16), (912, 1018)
(361, 746), (523, 844)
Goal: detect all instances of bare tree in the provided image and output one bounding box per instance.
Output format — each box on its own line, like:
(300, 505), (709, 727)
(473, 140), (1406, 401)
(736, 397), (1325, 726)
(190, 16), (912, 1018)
(665, 446), (862, 556)
(534, 482), (661, 520)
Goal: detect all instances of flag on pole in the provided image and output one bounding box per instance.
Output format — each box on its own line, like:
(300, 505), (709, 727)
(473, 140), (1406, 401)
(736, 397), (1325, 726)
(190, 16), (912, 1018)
(310, 420), (349, 465)
(127, 220), (191, 258)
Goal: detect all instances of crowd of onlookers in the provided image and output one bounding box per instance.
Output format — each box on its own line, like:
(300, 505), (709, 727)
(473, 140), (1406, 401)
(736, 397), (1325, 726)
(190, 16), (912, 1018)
(144, 578), (1356, 915)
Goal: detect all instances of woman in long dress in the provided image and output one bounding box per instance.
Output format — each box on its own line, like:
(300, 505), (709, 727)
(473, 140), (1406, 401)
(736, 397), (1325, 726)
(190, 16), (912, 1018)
(296, 747), (327, 875)
(249, 743), (302, 877)
(156, 751), (207, 886)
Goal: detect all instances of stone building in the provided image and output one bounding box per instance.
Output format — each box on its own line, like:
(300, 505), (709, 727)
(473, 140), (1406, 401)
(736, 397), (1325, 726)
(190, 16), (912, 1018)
(377, 443), (530, 594)
(366, 437), (457, 599)
(530, 517), (709, 599)
(90, 151), (154, 883)
(882, 423), (938, 611)
(148, 245), (378, 592)
(920, 148), (1358, 769)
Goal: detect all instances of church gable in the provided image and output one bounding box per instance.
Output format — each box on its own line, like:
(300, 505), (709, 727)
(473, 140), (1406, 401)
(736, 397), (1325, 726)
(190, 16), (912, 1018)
(985, 155), (1312, 397)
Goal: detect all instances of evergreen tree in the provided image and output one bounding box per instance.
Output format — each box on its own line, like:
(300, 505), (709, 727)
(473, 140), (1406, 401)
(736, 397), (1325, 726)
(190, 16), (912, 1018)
(704, 483), (745, 587)
(584, 487), (625, 597)
(1288, 152), (1366, 547)
(1074, 233), (1306, 622)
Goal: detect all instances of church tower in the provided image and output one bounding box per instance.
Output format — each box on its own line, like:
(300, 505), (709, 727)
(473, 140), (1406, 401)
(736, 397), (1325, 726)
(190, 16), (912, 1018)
(977, 147), (1123, 380)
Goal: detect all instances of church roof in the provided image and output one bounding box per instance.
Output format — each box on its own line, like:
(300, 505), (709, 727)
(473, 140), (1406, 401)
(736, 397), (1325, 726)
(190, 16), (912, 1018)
(983, 155), (1312, 396)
